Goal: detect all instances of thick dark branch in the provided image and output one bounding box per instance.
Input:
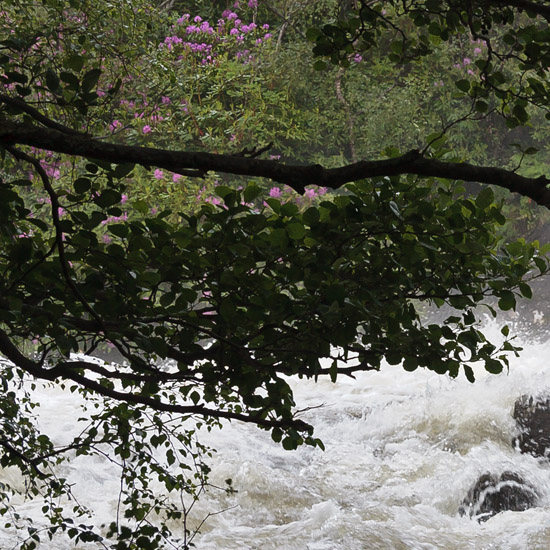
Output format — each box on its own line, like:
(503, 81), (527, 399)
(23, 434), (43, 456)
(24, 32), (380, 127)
(488, 0), (550, 19)
(0, 94), (89, 137)
(0, 439), (47, 478)
(1, 121), (550, 205)
(0, 328), (311, 433)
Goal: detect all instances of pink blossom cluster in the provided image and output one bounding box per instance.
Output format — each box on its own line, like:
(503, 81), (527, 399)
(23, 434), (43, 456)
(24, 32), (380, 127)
(159, 4), (272, 65)
(101, 212), (128, 225)
(39, 159), (61, 179)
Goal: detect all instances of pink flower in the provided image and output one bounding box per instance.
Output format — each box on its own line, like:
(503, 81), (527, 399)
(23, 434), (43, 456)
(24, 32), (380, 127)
(248, 0), (258, 7)
(103, 234), (112, 244)
(154, 169), (164, 179)
(120, 194), (128, 204)
(473, 47), (482, 55)
(172, 173), (182, 182)
(206, 196), (222, 206)
(142, 125), (152, 134)
(109, 119), (121, 132)
(304, 188), (316, 199)
(269, 187), (282, 198)
(463, 57), (471, 66)
(161, 96), (171, 104)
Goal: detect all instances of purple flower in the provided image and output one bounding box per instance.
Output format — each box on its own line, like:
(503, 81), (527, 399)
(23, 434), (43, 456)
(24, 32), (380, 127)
(463, 57), (471, 66)
(161, 96), (171, 104)
(269, 187), (282, 198)
(304, 188), (316, 199)
(109, 119), (121, 132)
(241, 22), (257, 33)
(248, 0), (258, 7)
(142, 125), (152, 134)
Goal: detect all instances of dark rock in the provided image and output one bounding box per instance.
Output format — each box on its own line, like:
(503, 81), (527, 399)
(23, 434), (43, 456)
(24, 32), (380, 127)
(459, 471), (538, 522)
(513, 394), (550, 458)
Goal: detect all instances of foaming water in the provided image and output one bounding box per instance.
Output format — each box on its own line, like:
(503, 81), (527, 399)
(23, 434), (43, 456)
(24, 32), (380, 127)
(3, 321), (550, 549)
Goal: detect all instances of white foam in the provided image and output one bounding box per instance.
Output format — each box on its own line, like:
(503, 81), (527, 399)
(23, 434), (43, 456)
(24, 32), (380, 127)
(3, 320), (550, 549)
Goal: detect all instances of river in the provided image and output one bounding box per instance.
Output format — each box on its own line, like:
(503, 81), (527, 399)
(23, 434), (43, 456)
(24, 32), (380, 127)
(2, 320), (550, 549)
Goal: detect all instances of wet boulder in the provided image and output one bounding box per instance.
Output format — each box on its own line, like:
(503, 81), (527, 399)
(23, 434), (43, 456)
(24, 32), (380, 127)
(459, 471), (538, 522)
(513, 394), (550, 458)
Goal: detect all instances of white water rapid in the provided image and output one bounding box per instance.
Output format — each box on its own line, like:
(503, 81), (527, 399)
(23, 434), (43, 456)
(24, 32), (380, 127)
(3, 321), (550, 549)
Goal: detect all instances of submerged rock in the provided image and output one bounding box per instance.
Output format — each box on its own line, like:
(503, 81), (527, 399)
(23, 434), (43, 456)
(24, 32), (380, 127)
(459, 471), (538, 522)
(513, 394), (550, 458)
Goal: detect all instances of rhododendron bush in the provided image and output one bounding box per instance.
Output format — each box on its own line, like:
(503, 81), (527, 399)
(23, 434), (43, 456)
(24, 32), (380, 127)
(1, 0), (550, 548)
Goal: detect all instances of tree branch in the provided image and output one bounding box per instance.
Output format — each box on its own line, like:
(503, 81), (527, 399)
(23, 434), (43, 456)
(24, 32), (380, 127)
(0, 328), (311, 433)
(488, 0), (550, 19)
(0, 94), (89, 137)
(1, 120), (550, 205)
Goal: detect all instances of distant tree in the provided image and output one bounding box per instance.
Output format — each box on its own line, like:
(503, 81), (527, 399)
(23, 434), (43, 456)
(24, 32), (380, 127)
(0, 0), (549, 547)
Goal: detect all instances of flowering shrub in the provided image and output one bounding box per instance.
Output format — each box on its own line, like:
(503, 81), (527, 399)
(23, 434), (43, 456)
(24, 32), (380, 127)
(88, 3), (314, 212)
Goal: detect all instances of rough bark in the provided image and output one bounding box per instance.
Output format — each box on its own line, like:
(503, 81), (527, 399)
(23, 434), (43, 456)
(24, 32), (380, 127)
(2, 120), (550, 206)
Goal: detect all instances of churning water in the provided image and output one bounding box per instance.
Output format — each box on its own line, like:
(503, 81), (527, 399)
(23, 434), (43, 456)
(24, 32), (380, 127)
(3, 320), (550, 549)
